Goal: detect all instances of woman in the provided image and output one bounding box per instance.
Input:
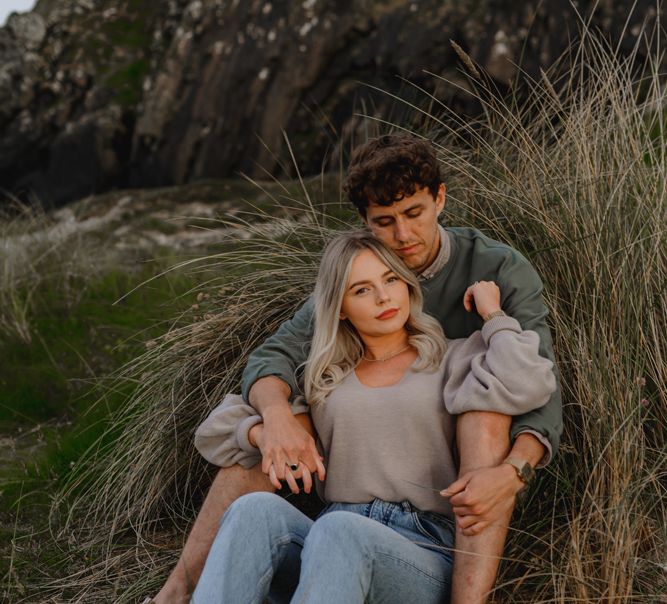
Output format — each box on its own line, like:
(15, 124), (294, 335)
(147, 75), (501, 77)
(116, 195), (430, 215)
(193, 231), (556, 603)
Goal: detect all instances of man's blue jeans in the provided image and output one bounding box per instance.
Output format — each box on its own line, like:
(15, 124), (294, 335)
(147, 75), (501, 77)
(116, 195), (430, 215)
(193, 491), (455, 604)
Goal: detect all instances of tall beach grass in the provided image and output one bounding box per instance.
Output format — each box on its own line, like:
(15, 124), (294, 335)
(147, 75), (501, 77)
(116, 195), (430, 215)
(36, 25), (667, 603)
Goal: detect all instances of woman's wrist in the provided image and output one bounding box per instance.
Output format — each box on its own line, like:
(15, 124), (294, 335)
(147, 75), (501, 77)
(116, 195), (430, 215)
(482, 309), (505, 322)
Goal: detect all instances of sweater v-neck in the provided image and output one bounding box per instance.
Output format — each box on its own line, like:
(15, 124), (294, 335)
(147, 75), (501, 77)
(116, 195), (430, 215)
(352, 357), (420, 389)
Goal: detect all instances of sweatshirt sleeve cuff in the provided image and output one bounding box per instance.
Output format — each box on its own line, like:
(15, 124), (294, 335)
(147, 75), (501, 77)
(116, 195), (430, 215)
(481, 315), (522, 345)
(236, 415), (263, 453)
(514, 429), (552, 468)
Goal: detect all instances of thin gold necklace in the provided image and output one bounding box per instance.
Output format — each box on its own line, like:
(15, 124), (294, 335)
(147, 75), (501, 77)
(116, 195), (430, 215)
(362, 344), (411, 362)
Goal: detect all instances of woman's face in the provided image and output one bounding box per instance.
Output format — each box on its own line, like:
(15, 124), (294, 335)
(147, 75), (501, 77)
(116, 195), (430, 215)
(339, 249), (410, 339)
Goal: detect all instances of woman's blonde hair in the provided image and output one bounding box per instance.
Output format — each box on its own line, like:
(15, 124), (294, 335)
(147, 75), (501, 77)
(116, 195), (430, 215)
(304, 231), (446, 406)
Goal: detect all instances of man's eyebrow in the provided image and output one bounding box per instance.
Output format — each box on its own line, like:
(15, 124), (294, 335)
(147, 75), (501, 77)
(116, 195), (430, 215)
(347, 270), (394, 290)
(369, 203), (424, 221)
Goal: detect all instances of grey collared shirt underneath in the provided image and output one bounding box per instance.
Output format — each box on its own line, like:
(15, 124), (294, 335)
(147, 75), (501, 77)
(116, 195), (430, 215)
(418, 225), (451, 281)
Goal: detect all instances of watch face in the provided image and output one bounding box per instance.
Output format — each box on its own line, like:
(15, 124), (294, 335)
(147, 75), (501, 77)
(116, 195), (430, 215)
(520, 463), (535, 483)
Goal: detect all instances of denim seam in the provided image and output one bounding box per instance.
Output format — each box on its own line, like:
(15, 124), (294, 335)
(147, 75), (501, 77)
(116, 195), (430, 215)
(410, 512), (444, 546)
(255, 534), (305, 601)
(374, 550), (449, 587)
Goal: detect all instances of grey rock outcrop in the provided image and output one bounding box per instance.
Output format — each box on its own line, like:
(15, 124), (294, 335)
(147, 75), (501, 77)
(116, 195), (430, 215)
(0, 0), (662, 207)
(6, 12), (46, 49)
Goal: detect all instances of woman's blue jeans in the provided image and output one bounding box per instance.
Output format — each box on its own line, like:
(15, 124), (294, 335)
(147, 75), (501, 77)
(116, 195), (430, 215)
(193, 491), (455, 604)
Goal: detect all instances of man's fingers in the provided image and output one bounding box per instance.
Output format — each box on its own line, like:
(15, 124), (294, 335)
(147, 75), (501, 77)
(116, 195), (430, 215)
(262, 455), (271, 475)
(461, 521), (487, 536)
(452, 504), (474, 517)
(272, 452), (289, 480)
(441, 476), (468, 497)
(456, 514), (478, 530)
(449, 491), (474, 507)
(268, 465), (282, 491)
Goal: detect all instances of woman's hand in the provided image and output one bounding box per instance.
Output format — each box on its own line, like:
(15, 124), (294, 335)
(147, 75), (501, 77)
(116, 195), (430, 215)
(463, 280), (502, 320)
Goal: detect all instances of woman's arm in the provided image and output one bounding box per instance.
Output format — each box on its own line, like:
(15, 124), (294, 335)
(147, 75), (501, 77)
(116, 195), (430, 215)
(194, 393), (263, 469)
(443, 281), (557, 415)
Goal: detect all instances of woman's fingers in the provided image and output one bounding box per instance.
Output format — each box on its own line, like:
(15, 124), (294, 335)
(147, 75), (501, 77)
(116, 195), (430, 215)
(462, 285), (475, 312)
(284, 468), (300, 494)
(315, 456), (326, 481)
(462, 280), (502, 318)
(301, 467), (313, 494)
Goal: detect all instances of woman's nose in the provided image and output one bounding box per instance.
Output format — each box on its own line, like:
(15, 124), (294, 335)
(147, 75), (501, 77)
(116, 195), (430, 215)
(376, 286), (390, 303)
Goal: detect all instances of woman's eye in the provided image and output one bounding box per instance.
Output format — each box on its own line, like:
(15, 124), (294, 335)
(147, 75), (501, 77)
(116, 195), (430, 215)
(386, 276), (399, 284)
(354, 287), (369, 295)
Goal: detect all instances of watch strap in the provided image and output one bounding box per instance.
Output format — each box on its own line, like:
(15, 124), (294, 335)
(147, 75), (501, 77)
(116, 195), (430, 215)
(483, 310), (506, 322)
(503, 456), (535, 485)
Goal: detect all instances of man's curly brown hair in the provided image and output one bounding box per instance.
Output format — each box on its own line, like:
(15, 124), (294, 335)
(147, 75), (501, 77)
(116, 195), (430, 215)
(343, 133), (442, 216)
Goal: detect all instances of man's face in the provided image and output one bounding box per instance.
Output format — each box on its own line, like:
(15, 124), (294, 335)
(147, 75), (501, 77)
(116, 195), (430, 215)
(362, 183), (445, 273)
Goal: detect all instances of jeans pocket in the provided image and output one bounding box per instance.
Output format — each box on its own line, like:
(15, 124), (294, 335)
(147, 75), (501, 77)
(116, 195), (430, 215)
(411, 511), (455, 554)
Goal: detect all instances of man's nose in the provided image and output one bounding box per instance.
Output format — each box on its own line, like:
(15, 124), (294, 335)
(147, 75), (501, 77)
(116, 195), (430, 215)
(393, 218), (411, 243)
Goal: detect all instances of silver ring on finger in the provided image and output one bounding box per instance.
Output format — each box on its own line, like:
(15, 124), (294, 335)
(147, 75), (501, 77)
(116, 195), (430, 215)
(288, 461), (299, 472)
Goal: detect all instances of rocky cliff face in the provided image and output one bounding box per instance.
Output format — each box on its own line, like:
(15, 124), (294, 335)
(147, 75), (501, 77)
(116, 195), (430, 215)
(0, 0), (659, 207)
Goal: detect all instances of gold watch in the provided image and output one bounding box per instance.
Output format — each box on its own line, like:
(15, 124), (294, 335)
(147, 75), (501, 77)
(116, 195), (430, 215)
(483, 310), (506, 322)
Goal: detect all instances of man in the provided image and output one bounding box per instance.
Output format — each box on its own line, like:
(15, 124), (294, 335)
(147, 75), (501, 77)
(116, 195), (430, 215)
(153, 133), (561, 604)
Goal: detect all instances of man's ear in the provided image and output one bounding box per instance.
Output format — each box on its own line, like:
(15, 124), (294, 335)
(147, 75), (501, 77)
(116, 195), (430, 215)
(436, 183), (446, 214)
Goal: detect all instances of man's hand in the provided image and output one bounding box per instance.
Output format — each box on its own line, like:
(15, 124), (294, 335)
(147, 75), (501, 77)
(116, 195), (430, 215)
(248, 375), (326, 493)
(255, 410), (325, 493)
(249, 422), (325, 494)
(441, 463), (523, 536)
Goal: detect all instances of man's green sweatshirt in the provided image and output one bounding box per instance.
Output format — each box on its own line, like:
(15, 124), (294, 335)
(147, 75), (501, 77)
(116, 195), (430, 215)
(241, 227), (562, 463)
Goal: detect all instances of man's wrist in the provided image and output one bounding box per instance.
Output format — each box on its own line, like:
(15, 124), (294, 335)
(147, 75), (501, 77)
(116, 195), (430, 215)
(509, 432), (546, 469)
(248, 375), (292, 415)
(261, 402), (294, 422)
(503, 456), (536, 486)
(498, 461), (526, 494)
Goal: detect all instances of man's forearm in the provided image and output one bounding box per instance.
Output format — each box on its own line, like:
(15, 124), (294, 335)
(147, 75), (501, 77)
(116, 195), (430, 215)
(507, 432), (545, 468)
(248, 375), (293, 418)
(247, 375), (322, 486)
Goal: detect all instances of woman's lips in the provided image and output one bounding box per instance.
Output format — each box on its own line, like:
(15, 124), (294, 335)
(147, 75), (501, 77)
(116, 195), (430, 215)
(376, 308), (399, 320)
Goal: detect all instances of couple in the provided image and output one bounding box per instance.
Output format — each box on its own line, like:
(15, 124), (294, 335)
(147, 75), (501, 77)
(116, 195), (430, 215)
(153, 133), (562, 603)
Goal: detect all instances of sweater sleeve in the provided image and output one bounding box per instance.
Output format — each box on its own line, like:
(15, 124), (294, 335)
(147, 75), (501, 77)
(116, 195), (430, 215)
(240, 297), (315, 404)
(194, 393), (263, 469)
(493, 248), (563, 465)
(443, 316), (556, 416)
